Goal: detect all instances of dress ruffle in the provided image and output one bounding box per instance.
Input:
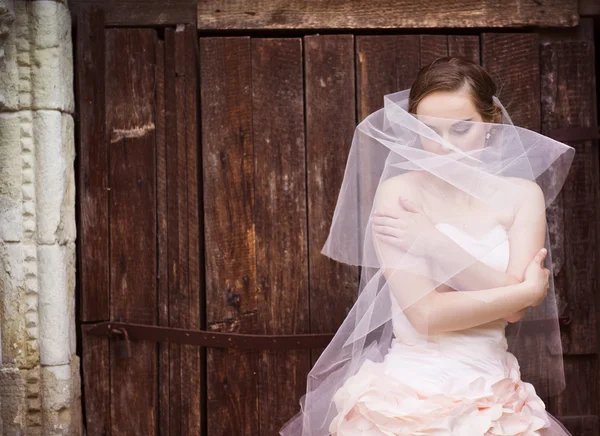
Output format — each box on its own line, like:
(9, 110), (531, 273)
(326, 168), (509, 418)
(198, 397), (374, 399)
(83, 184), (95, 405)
(329, 351), (558, 436)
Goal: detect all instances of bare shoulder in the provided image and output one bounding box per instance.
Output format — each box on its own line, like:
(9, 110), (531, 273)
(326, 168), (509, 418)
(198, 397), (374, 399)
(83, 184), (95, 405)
(374, 173), (424, 210)
(502, 177), (546, 227)
(504, 177), (545, 205)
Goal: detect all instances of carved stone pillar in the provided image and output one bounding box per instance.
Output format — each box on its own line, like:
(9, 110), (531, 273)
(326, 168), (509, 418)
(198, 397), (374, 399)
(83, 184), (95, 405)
(0, 1), (81, 434)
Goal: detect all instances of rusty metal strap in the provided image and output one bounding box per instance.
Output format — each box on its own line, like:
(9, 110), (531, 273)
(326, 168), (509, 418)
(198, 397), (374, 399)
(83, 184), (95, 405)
(546, 126), (600, 142)
(84, 317), (569, 353)
(83, 321), (335, 350)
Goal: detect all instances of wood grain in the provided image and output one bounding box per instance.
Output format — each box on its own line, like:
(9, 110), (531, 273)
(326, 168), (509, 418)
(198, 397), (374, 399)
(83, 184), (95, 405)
(251, 38), (310, 436)
(304, 34), (359, 367)
(77, 5), (109, 323)
(106, 28), (158, 436)
(70, 0), (196, 26)
(198, 0), (579, 29)
(199, 36), (260, 436)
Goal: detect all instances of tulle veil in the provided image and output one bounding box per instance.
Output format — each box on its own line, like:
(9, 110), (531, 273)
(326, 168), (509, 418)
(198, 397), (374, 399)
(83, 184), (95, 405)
(279, 88), (575, 435)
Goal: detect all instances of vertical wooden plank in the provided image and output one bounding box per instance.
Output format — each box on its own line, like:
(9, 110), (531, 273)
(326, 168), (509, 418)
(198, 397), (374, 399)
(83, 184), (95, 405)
(164, 28), (183, 436)
(76, 6), (110, 436)
(106, 29), (158, 436)
(481, 33), (540, 131)
(251, 38), (310, 436)
(80, 328), (110, 436)
(356, 35), (421, 244)
(77, 5), (109, 322)
(199, 36), (259, 436)
(481, 33), (553, 403)
(155, 36), (170, 436)
(448, 35), (480, 63)
(304, 34), (358, 367)
(540, 35), (599, 434)
(356, 35), (421, 121)
(181, 24), (202, 436)
(541, 40), (598, 356)
(420, 35), (448, 67)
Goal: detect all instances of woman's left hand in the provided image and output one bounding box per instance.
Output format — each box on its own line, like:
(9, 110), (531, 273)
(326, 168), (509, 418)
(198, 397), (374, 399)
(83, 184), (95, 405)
(372, 197), (444, 256)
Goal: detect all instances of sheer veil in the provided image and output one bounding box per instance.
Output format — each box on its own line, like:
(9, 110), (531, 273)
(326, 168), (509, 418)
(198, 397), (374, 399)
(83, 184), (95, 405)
(279, 88), (575, 436)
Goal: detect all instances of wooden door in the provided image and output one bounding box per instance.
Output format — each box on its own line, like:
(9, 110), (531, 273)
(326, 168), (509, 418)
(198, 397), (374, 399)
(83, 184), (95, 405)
(76, 7), (599, 435)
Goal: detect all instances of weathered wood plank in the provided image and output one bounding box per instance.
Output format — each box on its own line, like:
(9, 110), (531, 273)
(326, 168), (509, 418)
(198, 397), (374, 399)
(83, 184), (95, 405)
(76, 5), (108, 323)
(356, 35), (420, 238)
(561, 414), (600, 436)
(198, 0), (578, 29)
(155, 36), (170, 436)
(106, 28), (158, 436)
(164, 27), (185, 436)
(81, 327), (110, 436)
(199, 36), (260, 436)
(420, 35), (448, 68)
(251, 38), (310, 436)
(304, 34), (359, 367)
(482, 33), (540, 131)
(481, 33), (555, 403)
(180, 24), (202, 436)
(540, 39), (598, 357)
(70, 0), (196, 26)
(448, 35), (480, 63)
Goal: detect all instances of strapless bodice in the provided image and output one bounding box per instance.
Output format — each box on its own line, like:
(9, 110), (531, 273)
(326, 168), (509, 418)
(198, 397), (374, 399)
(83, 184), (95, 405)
(390, 222), (510, 348)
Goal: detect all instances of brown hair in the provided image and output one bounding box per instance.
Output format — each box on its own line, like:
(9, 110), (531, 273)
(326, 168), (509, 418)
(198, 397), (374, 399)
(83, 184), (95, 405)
(408, 56), (502, 123)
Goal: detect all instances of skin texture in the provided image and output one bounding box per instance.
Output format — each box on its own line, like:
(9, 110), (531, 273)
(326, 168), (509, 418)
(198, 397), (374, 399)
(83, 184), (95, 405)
(371, 88), (550, 333)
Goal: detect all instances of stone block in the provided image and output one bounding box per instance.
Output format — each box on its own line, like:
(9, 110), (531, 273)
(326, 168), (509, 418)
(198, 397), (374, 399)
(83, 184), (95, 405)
(38, 243), (75, 366)
(34, 111), (76, 245)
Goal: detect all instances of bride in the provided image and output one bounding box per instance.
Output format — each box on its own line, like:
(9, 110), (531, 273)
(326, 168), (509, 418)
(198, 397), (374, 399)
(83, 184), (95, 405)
(279, 57), (575, 436)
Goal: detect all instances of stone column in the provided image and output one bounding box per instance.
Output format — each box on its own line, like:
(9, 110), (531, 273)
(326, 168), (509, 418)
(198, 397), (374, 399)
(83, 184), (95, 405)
(0, 0), (81, 434)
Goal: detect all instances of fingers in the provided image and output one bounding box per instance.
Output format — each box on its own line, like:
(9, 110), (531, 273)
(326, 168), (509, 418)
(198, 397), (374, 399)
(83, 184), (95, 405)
(372, 215), (408, 229)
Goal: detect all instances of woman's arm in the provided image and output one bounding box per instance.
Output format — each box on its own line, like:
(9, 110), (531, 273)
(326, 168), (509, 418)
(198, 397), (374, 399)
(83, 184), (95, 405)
(372, 178), (547, 332)
(380, 263), (537, 334)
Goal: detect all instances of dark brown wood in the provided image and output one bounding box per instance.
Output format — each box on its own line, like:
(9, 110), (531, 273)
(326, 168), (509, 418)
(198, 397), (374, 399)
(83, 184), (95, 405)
(251, 38), (310, 436)
(70, 0), (196, 26)
(163, 25), (202, 436)
(418, 35), (481, 69)
(540, 38), (598, 356)
(81, 327), (110, 436)
(106, 28), (158, 436)
(84, 321), (336, 349)
(482, 32), (556, 403)
(198, 0), (579, 29)
(540, 32), (600, 434)
(420, 35), (448, 68)
(181, 24), (202, 436)
(580, 0), (600, 16)
(448, 35), (480, 63)
(155, 36), (170, 436)
(355, 35), (420, 234)
(199, 36), (260, 436)
(303, 34), (359, 367)
(165, 27), (184, 436)
(557, 359), (600, 433)
(76, 8), (110, 435)
(76, 5), (108, 323)
(561, 414), (600, 436)
(482, 33), (540, 131)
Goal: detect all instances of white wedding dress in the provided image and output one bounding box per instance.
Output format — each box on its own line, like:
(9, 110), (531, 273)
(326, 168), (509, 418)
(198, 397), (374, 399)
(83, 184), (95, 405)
(328, 223), (572, 436)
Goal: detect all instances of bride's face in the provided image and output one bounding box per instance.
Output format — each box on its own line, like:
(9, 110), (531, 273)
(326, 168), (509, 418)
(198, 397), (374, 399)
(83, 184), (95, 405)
(415, 90), (490, 156)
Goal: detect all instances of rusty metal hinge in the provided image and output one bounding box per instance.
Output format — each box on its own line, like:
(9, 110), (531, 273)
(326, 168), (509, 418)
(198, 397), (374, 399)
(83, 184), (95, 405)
(83, 321), (335, 357)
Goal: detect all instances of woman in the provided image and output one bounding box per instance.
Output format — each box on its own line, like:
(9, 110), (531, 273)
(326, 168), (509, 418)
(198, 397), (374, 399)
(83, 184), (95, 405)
(279, 57), (575, 436)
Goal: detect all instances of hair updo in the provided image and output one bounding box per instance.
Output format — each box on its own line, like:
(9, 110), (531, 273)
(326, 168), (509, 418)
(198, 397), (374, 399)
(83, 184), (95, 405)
(408, 56), (502, 124)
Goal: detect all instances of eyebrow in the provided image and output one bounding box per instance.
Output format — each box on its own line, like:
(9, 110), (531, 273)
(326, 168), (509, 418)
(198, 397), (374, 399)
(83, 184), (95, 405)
(425, 118), (474, 129)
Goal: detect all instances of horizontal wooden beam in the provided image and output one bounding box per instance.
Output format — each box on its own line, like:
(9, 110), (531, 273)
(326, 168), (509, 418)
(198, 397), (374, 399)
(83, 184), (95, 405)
(70, 0), (196, 26)
(198, 0), (579, 30)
